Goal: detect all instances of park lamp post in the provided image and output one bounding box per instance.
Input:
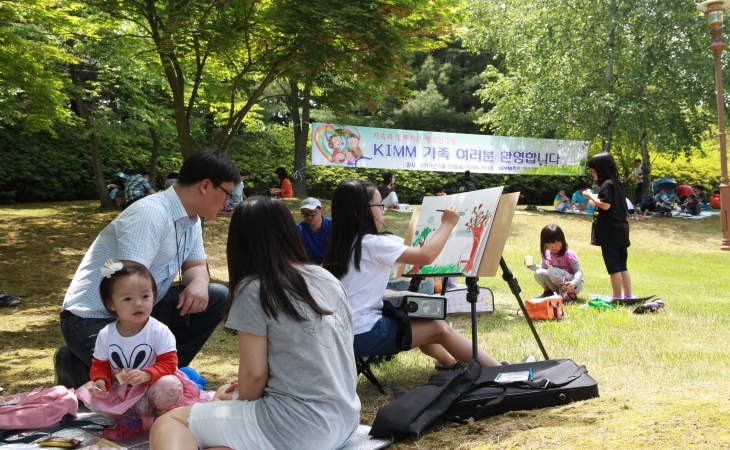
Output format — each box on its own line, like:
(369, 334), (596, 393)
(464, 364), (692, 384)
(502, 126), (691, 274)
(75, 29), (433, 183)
(697, 0), (730, 250)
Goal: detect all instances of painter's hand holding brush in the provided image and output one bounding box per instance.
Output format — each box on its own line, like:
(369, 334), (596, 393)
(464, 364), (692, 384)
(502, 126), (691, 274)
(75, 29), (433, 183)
(401, 206), (459, 263)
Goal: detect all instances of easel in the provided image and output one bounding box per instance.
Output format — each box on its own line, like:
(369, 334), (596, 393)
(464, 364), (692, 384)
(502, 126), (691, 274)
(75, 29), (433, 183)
(401, 192), (549, 362)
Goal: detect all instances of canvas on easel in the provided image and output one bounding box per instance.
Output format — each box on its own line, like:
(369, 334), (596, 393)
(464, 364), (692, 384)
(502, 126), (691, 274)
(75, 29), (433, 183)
(402, 187), (504, 277)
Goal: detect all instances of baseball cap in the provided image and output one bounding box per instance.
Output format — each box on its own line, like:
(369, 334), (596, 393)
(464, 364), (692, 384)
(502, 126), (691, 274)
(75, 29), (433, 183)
(117, 171), (130, 180)
(300, 197), (322, 210)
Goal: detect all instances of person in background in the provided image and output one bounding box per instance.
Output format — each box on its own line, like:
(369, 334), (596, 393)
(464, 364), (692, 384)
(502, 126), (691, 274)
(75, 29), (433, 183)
(124, 169), (155, 207)
(525, 224), (584, 301)
(682, 193), (701, 216)
(694, 185), (709, 205)
(458, 170), (477, 192)
(163, 172), (179, 191)
(571, 184), (590, 212)
(710, 189), (721, 209)
(297, 197), (332, 265)
(433, 186), (447, 196)
(624, 158), (644, 205)
(675, 183), (695, 203)
(554, 188), (571, 212)
(107, 171), (130, 207)
(270, 167), (293, 198)
(232, 171), (248, 203)
(378, 172), (399, 209)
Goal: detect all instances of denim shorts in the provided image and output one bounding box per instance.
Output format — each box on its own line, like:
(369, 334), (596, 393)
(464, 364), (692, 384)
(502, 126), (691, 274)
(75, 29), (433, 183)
(601, 246), (628, 275)
(353, 316), (403, 357)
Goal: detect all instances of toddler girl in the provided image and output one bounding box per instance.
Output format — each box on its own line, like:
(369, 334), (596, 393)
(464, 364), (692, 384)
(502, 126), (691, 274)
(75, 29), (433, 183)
(526, 224), (584, 301)
(76, 261), (210, 441)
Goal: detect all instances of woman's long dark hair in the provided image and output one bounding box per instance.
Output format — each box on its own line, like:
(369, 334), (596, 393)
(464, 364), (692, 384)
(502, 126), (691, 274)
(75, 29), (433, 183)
(226, 196), (331, 322)
(323, 179), (379, 279)
(587, 152), (619, 185)
(275, 167), (288, 189)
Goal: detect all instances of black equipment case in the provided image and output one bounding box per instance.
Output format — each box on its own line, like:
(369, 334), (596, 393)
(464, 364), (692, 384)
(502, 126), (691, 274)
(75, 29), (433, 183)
(429, 358), (599, 421)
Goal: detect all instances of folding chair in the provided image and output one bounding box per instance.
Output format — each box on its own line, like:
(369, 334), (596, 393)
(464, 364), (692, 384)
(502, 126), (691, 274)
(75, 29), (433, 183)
(355, 355), (394, 394)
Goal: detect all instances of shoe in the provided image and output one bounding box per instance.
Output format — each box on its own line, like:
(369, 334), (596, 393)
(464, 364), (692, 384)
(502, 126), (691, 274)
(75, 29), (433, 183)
(0, 292), (20, 307)
(633, 299), (665, 314)
(522, 355), (537, 363)
(435, 360), (469, 371)
(500, 360), (510, 365)
(537, 290), (554, 298)
(103, 417), (143, 441)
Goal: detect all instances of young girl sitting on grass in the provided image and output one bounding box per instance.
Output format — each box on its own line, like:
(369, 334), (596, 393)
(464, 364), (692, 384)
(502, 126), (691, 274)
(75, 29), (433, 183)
(76, 262), (210, 441)
(525, 224), (584, 301)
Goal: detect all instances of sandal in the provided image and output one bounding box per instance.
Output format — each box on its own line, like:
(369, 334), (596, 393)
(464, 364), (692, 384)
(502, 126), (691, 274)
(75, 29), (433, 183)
(0, 292), (21, 307)
(102, 417), (143, 441)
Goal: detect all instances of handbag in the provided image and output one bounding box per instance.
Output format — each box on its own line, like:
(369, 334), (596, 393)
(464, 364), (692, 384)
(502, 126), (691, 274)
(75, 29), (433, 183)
(381, 293), (412, 350)
(524, 295), (564, 320)
(369, 360), (482, 438)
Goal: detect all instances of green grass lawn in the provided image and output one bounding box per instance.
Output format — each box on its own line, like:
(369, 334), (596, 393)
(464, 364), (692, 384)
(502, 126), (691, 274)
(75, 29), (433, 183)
(1, 199), (729, 449)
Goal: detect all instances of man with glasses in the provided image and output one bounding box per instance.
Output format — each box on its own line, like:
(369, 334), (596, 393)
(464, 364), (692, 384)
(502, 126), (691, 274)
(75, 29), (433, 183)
(297, 197), (332, 265)
(55, 150), (241, 389)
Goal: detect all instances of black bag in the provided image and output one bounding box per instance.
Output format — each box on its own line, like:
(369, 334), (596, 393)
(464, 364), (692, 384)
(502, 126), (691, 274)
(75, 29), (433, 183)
(369, 360), (481, 438)
(381, 293), (412, 350)
(431, 359), (599, 422)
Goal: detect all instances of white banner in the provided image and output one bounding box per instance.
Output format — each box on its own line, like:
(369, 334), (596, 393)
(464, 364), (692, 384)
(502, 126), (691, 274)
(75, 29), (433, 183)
(311, 123), (589, 175)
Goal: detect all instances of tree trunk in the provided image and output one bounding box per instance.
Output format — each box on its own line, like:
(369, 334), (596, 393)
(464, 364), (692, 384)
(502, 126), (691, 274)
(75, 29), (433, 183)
(148, 128), (160, 188)
(639, 118), (650, 199)
(69, 63), (113, 207)
(289, 78), (312, 198)
(601, 0), (618, 154)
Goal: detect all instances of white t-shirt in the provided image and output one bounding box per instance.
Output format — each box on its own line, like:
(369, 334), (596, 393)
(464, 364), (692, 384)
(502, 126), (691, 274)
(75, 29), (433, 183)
(94, 317), (176, 383)
(632, 166), (643, 179)
(339, 234), (408, 335)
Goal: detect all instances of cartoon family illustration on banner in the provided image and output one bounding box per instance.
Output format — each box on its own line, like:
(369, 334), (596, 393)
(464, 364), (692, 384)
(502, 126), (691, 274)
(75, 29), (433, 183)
(404, 187), (504, 277)
(313, 123), (372, 166)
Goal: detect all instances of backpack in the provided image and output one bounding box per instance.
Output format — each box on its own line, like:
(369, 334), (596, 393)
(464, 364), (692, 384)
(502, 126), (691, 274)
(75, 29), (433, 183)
(0, 386), (78, 431)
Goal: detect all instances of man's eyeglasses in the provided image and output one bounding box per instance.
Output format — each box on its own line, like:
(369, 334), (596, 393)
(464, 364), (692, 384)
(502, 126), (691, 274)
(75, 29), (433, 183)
(370, 203), (385, 212)
(301, 210), (319, 218)
(216, 185), (233, 201)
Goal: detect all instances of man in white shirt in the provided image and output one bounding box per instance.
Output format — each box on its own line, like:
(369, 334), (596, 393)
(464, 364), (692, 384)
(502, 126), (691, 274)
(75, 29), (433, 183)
(55, 150), (241, 388)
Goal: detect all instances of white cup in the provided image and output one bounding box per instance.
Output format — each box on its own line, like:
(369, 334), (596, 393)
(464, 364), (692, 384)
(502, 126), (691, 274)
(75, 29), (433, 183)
(524, 255), (534, 266)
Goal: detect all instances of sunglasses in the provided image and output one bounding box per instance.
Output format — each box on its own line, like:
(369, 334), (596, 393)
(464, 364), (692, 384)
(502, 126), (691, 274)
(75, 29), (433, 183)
(370, 203), (385, 212)
(301, 210), (319, 218)
(216, 185), (233, 201)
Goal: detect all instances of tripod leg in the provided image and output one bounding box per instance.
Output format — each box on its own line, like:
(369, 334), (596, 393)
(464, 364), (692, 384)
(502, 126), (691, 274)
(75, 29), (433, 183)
(499, 257), (550, 360)
(408, 276), (422, 293)
(466, 277), (480, 362)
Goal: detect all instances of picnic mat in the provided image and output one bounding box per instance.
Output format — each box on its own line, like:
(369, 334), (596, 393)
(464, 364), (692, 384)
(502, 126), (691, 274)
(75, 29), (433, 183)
(674, 210), (720, 219)
(1, 411), (389, 450)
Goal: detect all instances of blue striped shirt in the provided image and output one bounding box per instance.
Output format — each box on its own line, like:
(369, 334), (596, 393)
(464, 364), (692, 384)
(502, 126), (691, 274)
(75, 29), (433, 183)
(63, 188), (206, 318)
